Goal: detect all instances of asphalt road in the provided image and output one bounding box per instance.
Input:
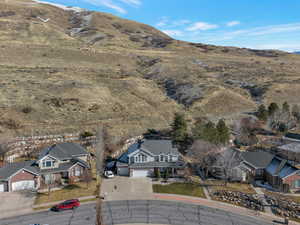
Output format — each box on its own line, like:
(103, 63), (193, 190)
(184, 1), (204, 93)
(0, 200), (275, 225)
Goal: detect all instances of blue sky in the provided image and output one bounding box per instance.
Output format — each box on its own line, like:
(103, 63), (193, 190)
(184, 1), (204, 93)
(37, 0), (300, 52)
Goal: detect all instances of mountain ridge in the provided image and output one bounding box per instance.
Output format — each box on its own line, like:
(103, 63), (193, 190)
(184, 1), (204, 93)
(0, 0), (300, 139)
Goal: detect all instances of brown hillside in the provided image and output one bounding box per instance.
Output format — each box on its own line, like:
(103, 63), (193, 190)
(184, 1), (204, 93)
(0, 0), (300, 139)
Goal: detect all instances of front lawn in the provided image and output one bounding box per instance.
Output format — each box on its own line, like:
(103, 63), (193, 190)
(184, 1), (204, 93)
(205, 180), (256, 194)
(35, 180), (97, 205)
(153, 182), (206, 198)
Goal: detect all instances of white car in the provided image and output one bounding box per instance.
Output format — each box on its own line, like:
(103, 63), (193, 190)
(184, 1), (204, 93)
(104, 170), (114, 178)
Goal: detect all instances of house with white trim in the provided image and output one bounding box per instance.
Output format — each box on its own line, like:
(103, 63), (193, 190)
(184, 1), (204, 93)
(0, 143), (89, 192)
(116, 139), (185, 178)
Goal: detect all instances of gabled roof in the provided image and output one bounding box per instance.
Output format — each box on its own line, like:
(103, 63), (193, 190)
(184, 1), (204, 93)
(241, 151), (274, 169)
(285, 133), (300, 141)
(38, 142), (88, 161)
(266, 157), (298, 179)
(0, 161), (39, 181)
(117, 139), (179, 164)
(140, 139), (179, 155)
(278, 142), (300, 153)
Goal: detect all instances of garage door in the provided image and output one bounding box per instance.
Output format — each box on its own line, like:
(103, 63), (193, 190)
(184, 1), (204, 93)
(132, 169), (149, 178)
(118, 167), (129, 176)
(12, 180), (35, 191)
(0, 184), (4, 192)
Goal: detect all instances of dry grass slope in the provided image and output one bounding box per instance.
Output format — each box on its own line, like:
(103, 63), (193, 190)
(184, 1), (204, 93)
(0, 0), (300, 138)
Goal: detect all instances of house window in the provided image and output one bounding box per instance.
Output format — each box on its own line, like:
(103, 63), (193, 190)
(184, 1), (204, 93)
(160, 155), (164, 162)
(155, 156), (159, 162)
(75, 167), (81, 176)
(165, 156), (169, 162)
(294, 180), (300, 188)
(169, 155), (173, 162)
(42, 160), (53, 168)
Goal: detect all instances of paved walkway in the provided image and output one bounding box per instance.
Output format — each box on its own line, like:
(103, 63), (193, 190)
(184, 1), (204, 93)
(252, 186), (273, 214)
(33, 195), (96, 208)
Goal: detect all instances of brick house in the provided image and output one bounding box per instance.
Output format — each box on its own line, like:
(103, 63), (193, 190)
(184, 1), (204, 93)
(0, 143), (90, 192)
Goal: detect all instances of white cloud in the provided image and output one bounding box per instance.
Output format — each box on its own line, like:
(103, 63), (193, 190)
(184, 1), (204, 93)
(83, 0), (142, 13)
(156, 17), (168, 27)
(162, 30), (183, 37)
(250, 43), (300, 52)
(186, 22), (218, 31)
(226, 21), (240, 27)
(196, 22), (300, 43)
(156, 18), (191, 28)
(119, 0), (141, 6)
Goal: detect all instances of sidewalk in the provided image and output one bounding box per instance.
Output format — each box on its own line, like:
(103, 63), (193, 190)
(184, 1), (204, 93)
(33, 195), (96, 209)
(153, 193), (300, 225)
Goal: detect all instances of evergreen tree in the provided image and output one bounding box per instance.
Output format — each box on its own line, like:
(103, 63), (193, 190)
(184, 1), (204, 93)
(216, 119), (230, 144)
(171, 113), (188, 143)
(257, 104), (268, 121)
(268, 102), (279, 116)
(203, 121), (218, 144)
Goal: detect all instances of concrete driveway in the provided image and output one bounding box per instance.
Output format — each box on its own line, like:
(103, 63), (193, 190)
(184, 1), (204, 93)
(101, 176), (153, 201)
(0, 191), (36, 219)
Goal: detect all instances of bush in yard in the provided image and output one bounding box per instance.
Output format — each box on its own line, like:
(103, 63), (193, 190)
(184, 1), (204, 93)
(155, 169), (161, 179)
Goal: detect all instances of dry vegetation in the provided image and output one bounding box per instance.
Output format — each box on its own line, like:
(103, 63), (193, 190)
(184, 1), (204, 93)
(0, 0), (300, 139)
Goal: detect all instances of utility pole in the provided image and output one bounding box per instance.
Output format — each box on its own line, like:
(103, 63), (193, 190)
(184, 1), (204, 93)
(95, 126), (105, 225)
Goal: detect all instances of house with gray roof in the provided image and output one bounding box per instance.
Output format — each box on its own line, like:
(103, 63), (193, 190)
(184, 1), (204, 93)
(240, 150), (300, 192)
(265, 157), (300, 192)
(116, 139), (185, 177)
(0, 143), (89, 192)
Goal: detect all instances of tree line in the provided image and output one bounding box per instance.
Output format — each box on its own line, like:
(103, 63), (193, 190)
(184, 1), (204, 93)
(257, 102), (300, 133)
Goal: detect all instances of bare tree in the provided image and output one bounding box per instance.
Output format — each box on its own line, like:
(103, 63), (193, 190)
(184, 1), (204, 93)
(267, 110), (295, 132)
(212, 148), (241, 186)
(82, 169), (93, 188)
(0, 141), (9, 163)
(95, 126), (106, 225)
(233, 117), (260, 146)
(188, 140), (223, 177)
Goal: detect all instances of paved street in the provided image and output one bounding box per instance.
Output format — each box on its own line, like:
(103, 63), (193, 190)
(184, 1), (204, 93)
(0, 200), (275, 225)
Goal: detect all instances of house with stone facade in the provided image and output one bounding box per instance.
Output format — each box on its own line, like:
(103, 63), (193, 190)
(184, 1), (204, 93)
(116, 139), (185, 178)
(0, 142), (89, 192)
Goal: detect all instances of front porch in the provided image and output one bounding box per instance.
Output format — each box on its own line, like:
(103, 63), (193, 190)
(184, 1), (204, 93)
(153, 167), (185, 178)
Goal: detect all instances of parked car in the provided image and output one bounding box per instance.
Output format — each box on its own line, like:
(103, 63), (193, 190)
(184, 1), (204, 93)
(51, 199), (80, 211)
(104, 170), (114, 178)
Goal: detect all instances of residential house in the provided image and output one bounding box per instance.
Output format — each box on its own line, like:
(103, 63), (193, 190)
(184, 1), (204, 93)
(275, 142), (300, 163)
(0, 142), (89, 192)
(283, 133), (300, 143)
(265, 157), (300, 193)
(240, 151), (274, 181)
(116, 139), (185, 178)
(240, 150), (300, 192)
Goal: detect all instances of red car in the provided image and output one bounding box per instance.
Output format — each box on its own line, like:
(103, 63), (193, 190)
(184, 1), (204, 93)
(51, 199), (80, 211)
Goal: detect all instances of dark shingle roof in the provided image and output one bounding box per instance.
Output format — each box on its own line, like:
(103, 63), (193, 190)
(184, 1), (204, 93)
(285, 133), (300, 141)
(266, 157), (298, 178)
(278, 143), (300, 153)
(241, 151), (274, 169)
(140, 140), (179, 155)
(0, 161), (39, 181)
(38, 161), (86, 174)
(39, 142), (88, 160)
